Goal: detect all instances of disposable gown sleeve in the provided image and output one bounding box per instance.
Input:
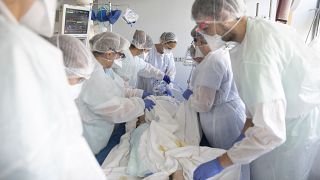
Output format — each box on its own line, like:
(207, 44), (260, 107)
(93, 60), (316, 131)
(123, 81), (143, 98)
(79, 63), (145, 123)
(166, 54), (176, 81)
(138, 62), (165, 80)
(227, 100), (286, 164)
(188, 52), (226, 112)
(189, 86), (216, 112)
(84, 96), (145, 123)
(227, 55), (287, 164)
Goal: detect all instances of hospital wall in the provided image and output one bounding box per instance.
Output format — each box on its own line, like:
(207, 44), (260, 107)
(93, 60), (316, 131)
(63, 0), (318, 89)
(99, 0), (197, 89)
(102, 0), (317, 89)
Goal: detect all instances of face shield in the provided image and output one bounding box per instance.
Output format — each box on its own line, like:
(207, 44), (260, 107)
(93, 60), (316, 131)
(195, 18), (242, 51)
(190, 42), (205, 63)
(192, 0), (246, 44)
(163, 42), (177, 55)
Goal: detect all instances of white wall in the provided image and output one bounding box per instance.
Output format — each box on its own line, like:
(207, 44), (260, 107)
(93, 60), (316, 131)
(101, 0), (195, 58)
(101, 0), (278, 57)
(94, 0), (317, 89)
(246, 0), (318, 40)
(245, 0), (277, 19)
(91, 0), (317, 89)
(291, 0), (318, 41)
(99, 0), (279, 89)
(99, 0), (196, 89)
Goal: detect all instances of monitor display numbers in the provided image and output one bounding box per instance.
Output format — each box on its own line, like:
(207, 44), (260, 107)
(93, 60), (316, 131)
(64, 8), (90, 34)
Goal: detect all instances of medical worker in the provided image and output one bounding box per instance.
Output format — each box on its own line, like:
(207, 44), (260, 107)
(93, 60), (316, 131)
(0, 1), (106, 179)
(191, 0), (320, 180)
(140, 34), (154, 59)
(47, 35), (95, 97)
(137, 32), (177, 92)
(76, 31), (155, 164)
(113, 30), (168, 94)
(185, 28), (249, 180)
(185, 27), (245, 150)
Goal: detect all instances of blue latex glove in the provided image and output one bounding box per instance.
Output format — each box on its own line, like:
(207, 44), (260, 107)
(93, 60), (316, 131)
(143, 99), (155, 111)
(142, 91), (152, 99)
(182, 89), (193, 100)
(232, 133), (245, 145)
(163, 75), (171, 84)
(193, 158), (224, 180)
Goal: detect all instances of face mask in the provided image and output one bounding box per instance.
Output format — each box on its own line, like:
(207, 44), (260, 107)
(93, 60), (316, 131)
(194, 46), (205, 58)
(20, 0), (57, 37)
(200, 18), (242, 51)
(202, 34), (226, 51)
(163, 48), (172, 55)
(139, 52), (148, 60)
(69, 82), (83, 100)
(112, 58), (123, 69)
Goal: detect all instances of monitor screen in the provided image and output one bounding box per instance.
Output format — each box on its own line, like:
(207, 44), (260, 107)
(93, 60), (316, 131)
(64, 8), (90, 34)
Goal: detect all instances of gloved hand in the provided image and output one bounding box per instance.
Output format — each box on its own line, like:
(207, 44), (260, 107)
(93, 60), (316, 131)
(232, 133), (245, 145)
(142, 91), (152, 99)
(163, 75), (171, 84)
(144, 99), (155, 111)
(193, 158), (224, 180)
(183, 89), (193, 100)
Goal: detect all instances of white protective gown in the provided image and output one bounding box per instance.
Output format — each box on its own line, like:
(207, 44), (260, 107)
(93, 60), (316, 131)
(308, 37), (320, 180)
(0, 10), (106, 180)
(76, 61), (145, 154)
(189, 49), (245, 149)
(113, 49), (165, 88)
(107, 67), (144, 98)
(228, 17), (320, 180)
(137, 45), (176, 92)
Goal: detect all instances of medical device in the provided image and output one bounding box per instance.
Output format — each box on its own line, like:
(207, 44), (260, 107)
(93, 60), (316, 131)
(55, 4), (91, 46)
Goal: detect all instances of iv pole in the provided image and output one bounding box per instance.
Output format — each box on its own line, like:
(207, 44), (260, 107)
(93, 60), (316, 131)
(109, 1), (112, 32)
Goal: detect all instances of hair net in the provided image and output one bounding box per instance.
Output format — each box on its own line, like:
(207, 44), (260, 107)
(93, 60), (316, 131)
(191, 26), (207, 44)
(90, 31), (130, 53)
(131, 30), (147, 49)
(191, 0), (246, 22)
(160, 32), (178, 44)
(48, 35), (95, 79)
(143, 34), (154, 49)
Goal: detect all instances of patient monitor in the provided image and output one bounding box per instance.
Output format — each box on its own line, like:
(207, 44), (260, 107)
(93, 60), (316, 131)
(55, 4), (91, 46)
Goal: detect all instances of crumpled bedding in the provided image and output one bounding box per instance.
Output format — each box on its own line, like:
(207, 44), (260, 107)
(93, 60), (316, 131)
(101, 96), (241, 179)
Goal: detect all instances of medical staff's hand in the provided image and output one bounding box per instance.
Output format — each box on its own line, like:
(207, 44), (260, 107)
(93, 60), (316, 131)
(232, 133), (245, 145)
(142, 91), (152, 99)
(163, 75), (171, 84)
(193, 158), (224, 180)
(183, 89), (193, 100)
(144, 99), (155, 111)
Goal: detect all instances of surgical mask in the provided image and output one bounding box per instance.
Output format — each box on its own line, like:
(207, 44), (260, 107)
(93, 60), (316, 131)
(69, 82), (83, 100)
(163, 48), (172, 55)
(194, 46), (205, 58)
(200, 18), (242, 51)
(20, 0), (57, 37)
(202, 34), (226, 51)
(139, 52), (148, 60)
(112, 58), (123, 69)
